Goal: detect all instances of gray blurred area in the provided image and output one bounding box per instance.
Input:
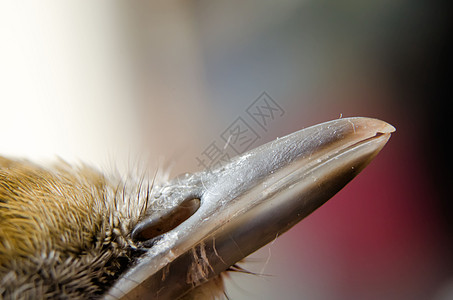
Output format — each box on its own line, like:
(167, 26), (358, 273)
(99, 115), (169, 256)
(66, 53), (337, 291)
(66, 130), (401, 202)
(1, 1), (451, 299)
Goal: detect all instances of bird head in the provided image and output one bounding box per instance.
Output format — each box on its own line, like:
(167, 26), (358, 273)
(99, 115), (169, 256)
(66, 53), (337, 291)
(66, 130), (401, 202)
(0, 117), (395, 299)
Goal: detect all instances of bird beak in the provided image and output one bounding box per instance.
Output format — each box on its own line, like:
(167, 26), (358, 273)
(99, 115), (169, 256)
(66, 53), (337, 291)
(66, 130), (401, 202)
(105, 117), (395, 300)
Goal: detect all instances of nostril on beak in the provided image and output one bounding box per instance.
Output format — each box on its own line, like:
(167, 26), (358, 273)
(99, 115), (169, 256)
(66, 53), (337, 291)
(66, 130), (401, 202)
(131, 198), (201, 242)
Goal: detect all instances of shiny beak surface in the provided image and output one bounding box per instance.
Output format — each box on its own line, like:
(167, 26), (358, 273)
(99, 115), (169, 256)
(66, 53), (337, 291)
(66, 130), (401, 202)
(105, 117), (395, 300)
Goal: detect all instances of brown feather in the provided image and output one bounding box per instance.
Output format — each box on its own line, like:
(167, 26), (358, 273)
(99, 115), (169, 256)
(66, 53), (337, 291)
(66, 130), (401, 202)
(0, 157), (229, 299)
(0, 157), (145, 299)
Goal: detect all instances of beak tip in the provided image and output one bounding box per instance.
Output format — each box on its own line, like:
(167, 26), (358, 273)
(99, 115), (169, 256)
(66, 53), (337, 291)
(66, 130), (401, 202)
(384, 123), (396, 134)
(352, 117), (396, 134)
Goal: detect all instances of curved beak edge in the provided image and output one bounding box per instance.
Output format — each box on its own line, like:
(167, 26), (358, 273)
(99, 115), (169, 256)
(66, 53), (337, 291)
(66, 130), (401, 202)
(106, 117), (395, 300)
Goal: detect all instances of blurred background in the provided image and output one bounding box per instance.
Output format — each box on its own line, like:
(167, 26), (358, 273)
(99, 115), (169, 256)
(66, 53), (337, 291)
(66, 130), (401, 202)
(1, 1), (451, 299)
